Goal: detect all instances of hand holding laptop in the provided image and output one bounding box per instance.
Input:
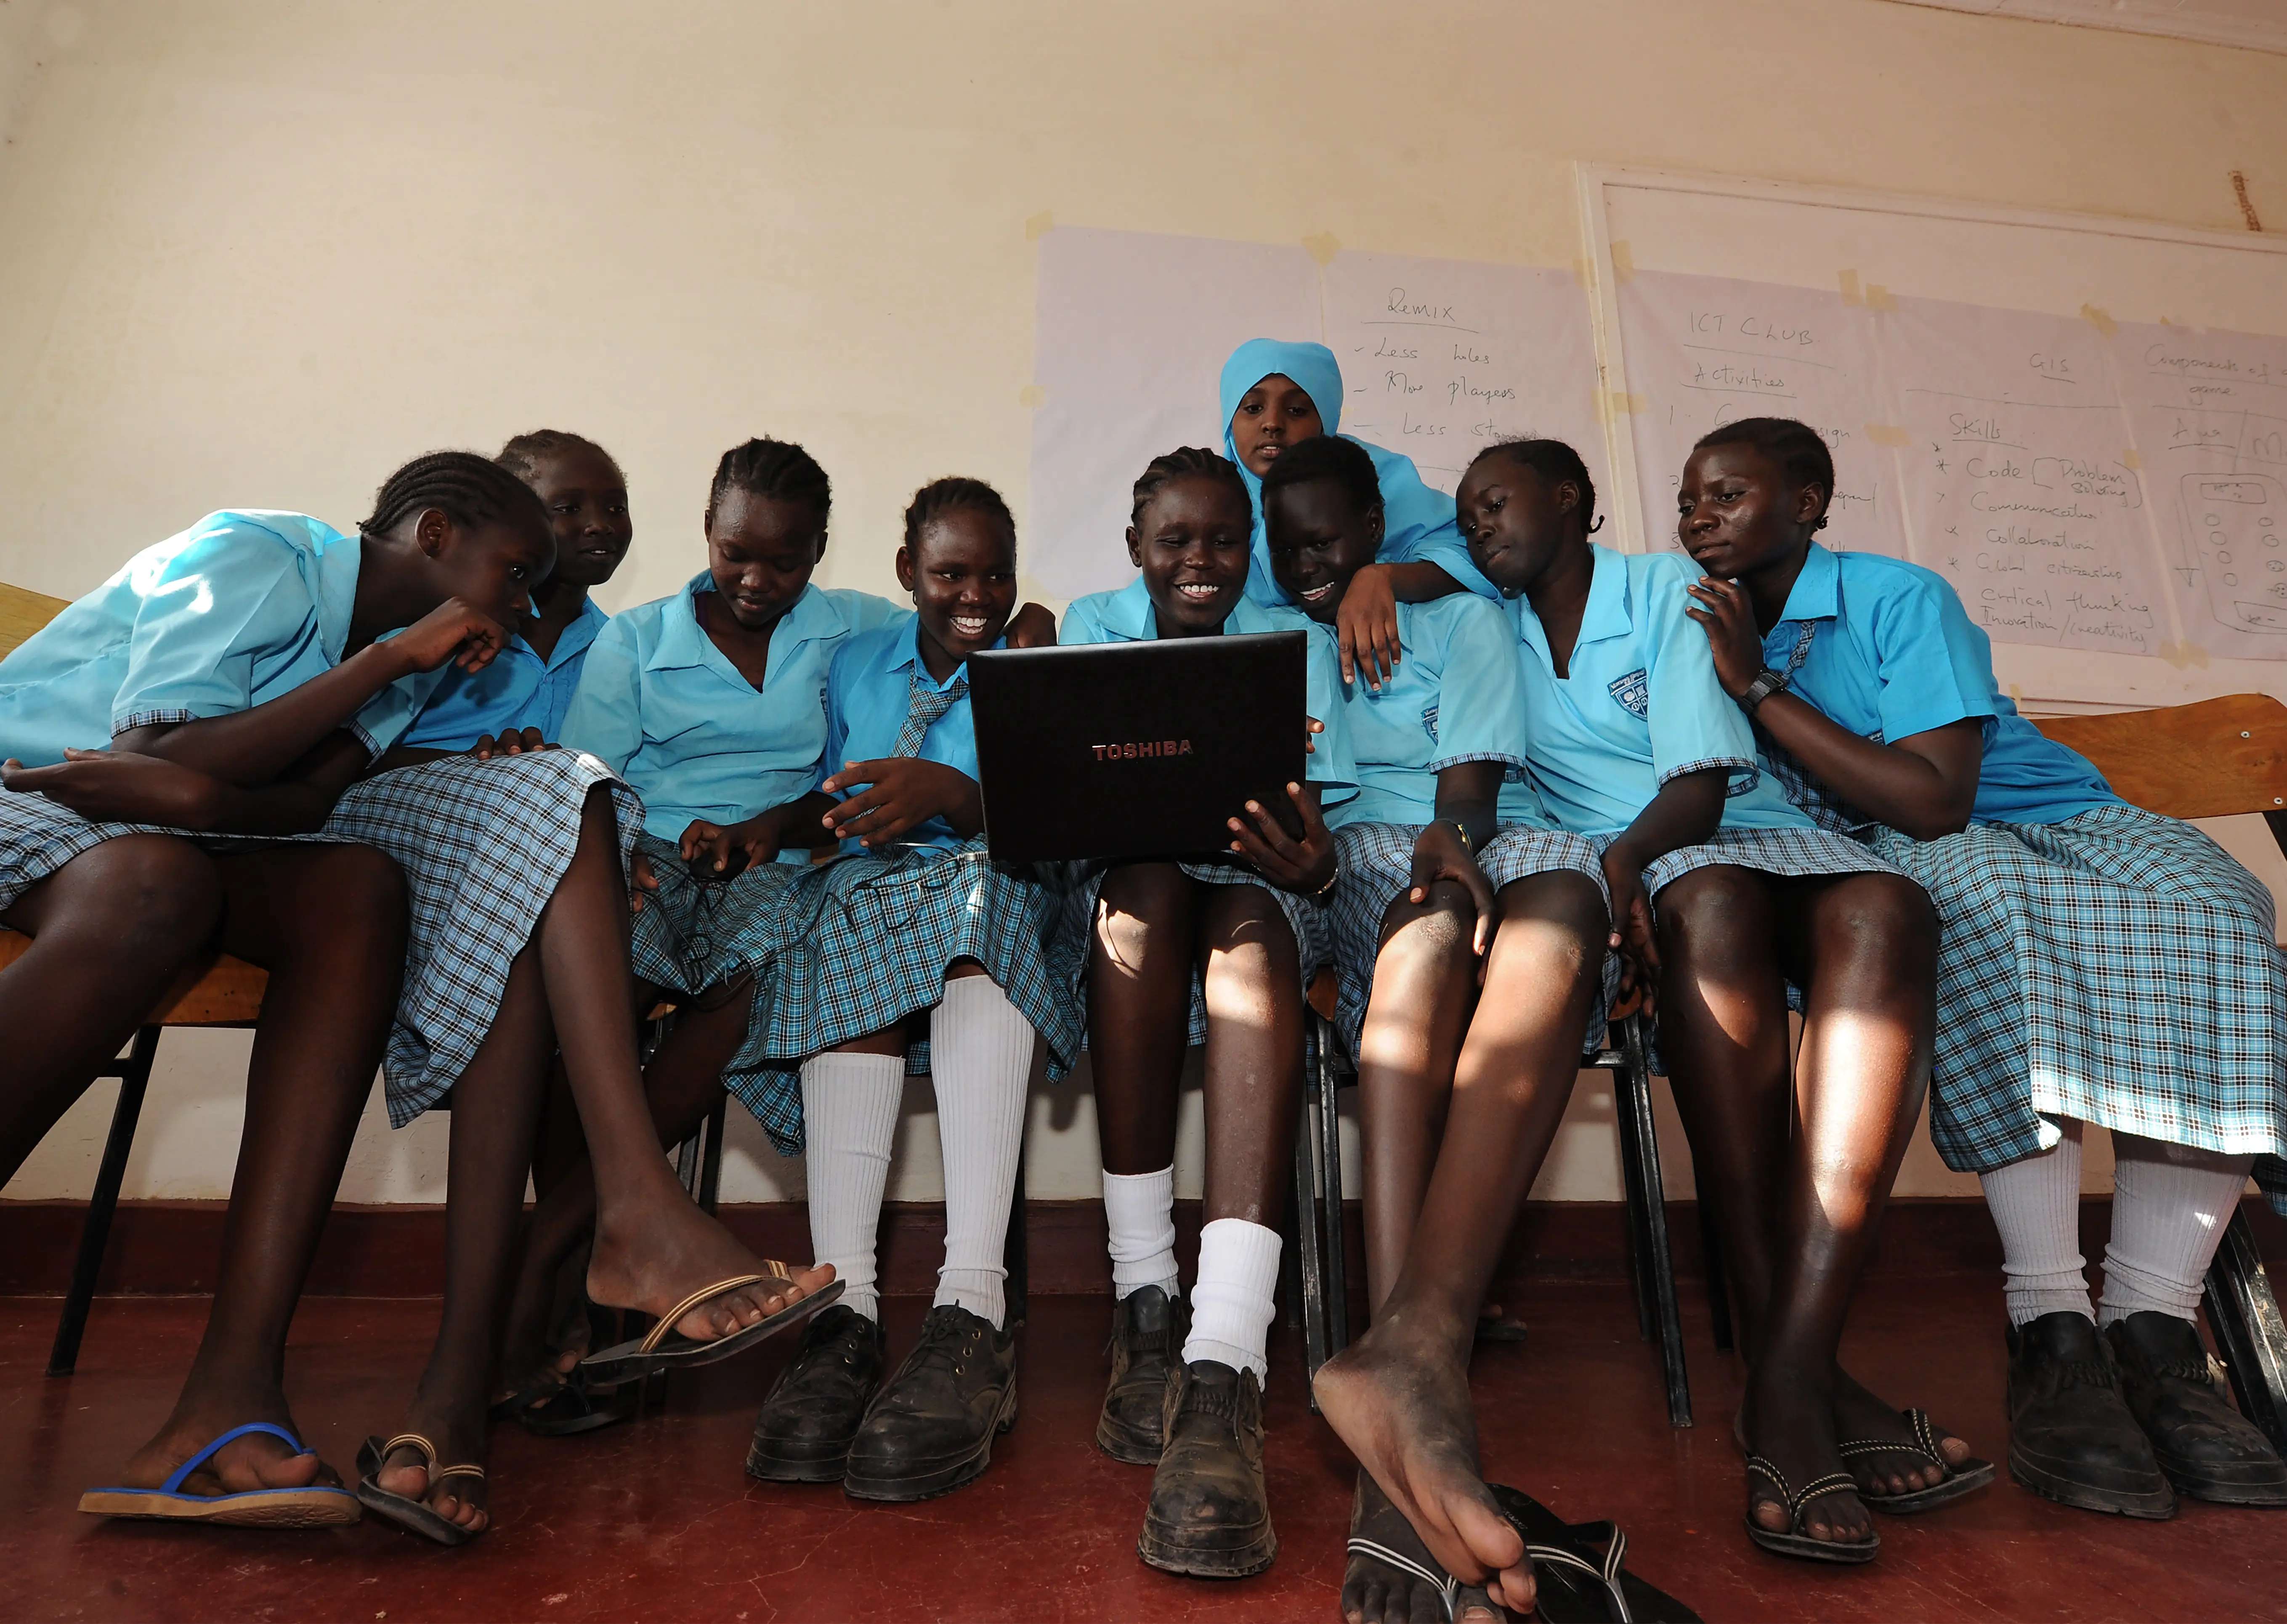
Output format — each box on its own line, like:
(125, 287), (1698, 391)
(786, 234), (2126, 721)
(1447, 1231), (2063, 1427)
(1225, 780), (1336, 896)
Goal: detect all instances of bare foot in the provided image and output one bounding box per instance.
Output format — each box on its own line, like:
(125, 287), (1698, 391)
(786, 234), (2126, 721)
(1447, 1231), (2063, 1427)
(494, 1244), (592, 1408)
(1344, 1470), (1509, 1624)
(113, 1380), (335, 1496)
(1314, 1306), (1534, 1619)
(587, 1190), (835, 1344)
(1830, 1369), (1973, 1498)
(372, 1396), (488, 1536)
(1741, 1360), (1873, 1549)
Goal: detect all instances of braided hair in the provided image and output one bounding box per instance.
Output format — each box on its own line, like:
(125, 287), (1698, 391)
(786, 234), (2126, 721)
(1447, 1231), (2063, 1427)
(358, 450), (550, 544)
(707, 438), (832, 530)
(903, 477), (1016, 555)
(1690, 417), (1834, 530)
(1259, 432), (1382, 520)
(1468, 439), (1602, 533)
(1129, 446), (1251, 527)
(495, 428), (621, 485)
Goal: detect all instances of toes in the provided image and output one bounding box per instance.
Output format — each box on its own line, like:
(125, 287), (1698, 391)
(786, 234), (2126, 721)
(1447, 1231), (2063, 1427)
(1750, 1495), (1793, 1533)
(1448, 1485), (1526, 1581)
(1491, 1564), (1535, 1618)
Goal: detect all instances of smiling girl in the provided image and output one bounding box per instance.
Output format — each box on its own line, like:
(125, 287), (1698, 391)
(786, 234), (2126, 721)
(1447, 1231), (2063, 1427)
(1058, 445), (1356, 1580)
(1681, 415), (2287, 1519)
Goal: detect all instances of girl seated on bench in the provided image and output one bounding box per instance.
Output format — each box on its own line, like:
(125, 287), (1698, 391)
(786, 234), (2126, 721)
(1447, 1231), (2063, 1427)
(1, 453), (836, 1543)
(1057, 445), (1355, 1579)
(1680, 414), (2287, 1518)
(1261, 433), (1612, 1622)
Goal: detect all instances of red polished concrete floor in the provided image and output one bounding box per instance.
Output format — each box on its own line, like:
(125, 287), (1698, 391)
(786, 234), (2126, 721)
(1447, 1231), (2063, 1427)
(5, 1278), (2286, 1623)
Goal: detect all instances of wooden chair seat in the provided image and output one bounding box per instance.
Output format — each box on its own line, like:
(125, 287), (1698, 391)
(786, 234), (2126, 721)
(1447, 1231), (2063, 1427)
(0, 928), (268, 1027)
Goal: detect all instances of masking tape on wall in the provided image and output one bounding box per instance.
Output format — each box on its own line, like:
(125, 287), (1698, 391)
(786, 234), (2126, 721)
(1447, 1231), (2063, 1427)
(2081, 303), (2119, 337)
(1303, 232), (1341, 266)
(1865, 424), (1912, 447)
(2122, 448), (2143, 470)
(1025, 210), (1054, 241)
(1839, 269), (1862, 306)
(1610, 241), (1635, 283)
(1018, 385), (1045, 409)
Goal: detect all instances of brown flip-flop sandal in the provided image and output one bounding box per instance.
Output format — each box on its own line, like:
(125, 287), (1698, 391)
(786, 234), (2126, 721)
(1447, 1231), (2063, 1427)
(579, 1266), (844, 1385)
(354, 1433), (486, 1547)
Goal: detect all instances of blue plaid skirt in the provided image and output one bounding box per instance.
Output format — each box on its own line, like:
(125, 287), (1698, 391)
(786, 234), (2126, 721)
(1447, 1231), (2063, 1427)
(1870, 805), (2287, 1207)
(0, 751), (640, 1125)
(314, 750), (640, 1123)
(736, 839), (1081, 1154)
(1631, 823), (1904, 898)
(1328, 821), (1615, 1058)
(626, 831), (800, 1080)
(1058, 857), (1333, 1051)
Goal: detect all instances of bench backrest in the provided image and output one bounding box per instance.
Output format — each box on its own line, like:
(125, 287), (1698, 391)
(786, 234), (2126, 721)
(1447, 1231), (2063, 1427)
(0, 581), (69, 660)
(2029, 694), (2287, 831)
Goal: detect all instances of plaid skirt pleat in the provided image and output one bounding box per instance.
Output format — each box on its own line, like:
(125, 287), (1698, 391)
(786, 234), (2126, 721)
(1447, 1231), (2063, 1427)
(1631, 823), (1905, 897)
(1870, 805), (2287, 1206)
(733, 839), (1081, 1154)
(625, 831), (802, 1085)
(1327, 821), (1615, 1059)
(1058, 857), (1333, 1050)
(0, 790), (182, 913)
(314, 750), (640, 1124)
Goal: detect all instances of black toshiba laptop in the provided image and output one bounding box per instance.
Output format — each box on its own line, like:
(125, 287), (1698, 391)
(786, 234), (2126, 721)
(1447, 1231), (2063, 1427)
(967, 632), (1307, 864)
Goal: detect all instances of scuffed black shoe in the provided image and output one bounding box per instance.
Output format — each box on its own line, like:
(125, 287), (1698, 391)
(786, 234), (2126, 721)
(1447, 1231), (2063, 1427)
(746, 1303), (886, 1483)
(1137, 1359), (1276, 1578)
(2006, 1310), (2175, 1519)
(1097, 1286), (1187, 1465)
(2107, 1311), (2287, 1507)
(842, 1304), (1017, 1503)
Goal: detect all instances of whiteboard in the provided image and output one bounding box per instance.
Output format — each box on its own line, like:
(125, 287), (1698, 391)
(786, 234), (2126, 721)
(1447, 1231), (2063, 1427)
(1028, 228), (1602, 601)
(1582, 167), (2287, 706)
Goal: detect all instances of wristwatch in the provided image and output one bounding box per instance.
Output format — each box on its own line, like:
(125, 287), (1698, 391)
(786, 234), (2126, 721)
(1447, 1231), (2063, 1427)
(1738, 667), (1790, 716)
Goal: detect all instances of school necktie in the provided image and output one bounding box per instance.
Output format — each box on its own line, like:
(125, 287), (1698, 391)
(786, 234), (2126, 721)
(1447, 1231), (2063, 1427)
(892, 671), (967, 758)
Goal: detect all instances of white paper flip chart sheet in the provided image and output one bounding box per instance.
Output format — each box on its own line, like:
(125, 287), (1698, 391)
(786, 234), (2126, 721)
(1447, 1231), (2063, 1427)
(2115, 321), (2287, 659)
(1880, 296), (2165, 657)
(1028, 228), (1318, 600)
(1320, 251), (1605, 498)
(1614, 271), (1905, 560)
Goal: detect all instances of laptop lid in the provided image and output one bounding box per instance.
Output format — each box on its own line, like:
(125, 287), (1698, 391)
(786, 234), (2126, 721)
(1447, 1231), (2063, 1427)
(968, 631), (1308, 864)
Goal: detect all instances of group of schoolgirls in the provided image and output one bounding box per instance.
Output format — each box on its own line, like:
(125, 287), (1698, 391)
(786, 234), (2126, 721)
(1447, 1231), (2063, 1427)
(0, 333), (2280, 1621)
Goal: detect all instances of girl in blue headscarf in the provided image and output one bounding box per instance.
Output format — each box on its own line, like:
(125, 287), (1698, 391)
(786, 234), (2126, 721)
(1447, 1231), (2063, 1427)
(1219, 338), (1496, 688)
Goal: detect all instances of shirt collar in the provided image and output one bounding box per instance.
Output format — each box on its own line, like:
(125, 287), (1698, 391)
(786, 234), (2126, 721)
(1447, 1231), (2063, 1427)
(1776, 541), (1841, 625)
(309, 522), (364, 664)
(645, 575), (844, 676)
(1576, 543), (1634, 648)
(896, 612), (1002, 691)
(1103, 574), (1271, 641)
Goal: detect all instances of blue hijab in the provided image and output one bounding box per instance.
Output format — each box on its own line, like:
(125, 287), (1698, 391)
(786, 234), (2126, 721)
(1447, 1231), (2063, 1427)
(1217, 338), (1490, 605)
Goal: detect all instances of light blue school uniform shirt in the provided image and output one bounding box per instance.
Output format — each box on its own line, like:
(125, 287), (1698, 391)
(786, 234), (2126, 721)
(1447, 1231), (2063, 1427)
(0, 510), (440, 768)
(1320, 593), (1538, 829)
(401, 596), (610, 749)
(819, 612), (1000, 856)
(559, 573), (901, 844)
(1059, 574), (1361, 807)
(1762, 542), (2117, 827)
(1218, 338), (1498, 610)
(1499, 544), (1812, 839)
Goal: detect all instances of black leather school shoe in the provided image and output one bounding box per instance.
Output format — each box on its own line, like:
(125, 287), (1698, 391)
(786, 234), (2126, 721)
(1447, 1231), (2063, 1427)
(746, 1303), (887, 1483)
(1097, 1286), (1187, 1465)
(2106, 1311), (2287, 1507)
(2005, 1310), (2176, 1518)
(1137, 1359), (1276, 1578)
(841, 1304), (1017, 1502)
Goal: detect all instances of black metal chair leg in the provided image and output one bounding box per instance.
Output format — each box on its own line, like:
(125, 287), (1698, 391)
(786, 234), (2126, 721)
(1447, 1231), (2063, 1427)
(49, 1026), (160, 1377)
(1615, 1016), (1692, 1428)
(1294, 1072), (1330, 1399)
(1612, 1051), (1660, 1343)
(2203, 1208), (2287, 1453)
(696, 1095), (728, 1215)
(1316, 1014), (1349, 1363)
(1700, 1197), (1735, 1354)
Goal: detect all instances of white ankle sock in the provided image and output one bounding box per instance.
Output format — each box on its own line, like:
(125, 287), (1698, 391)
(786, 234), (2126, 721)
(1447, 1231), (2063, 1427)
(928, 975), (1036, 1332)
(1183, 1217), (1282, 1385)
(1104, 1165), (1180, 1301)
(799, 1051), (905, 1324)
(1980, 1118), (2093, 1327)
(2099, 1132), (2255, 1326)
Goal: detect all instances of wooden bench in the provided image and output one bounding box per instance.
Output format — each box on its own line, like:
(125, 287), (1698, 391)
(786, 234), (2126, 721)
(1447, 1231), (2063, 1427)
(0, 582), (275, 1374)
(2031, 694), (2287, 1450)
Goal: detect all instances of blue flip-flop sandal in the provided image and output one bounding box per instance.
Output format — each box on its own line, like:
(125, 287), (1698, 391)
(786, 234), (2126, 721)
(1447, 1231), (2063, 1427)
(79, 1422), (361, 1528)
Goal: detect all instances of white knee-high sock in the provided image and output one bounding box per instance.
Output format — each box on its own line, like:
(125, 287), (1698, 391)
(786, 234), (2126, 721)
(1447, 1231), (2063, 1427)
(1183, 1217), (1282, 1385)
(2100, 1132), (2255, 1325)
(1979, 1117), (2093, 1327)
(1104, 1166), (1180, 1301)
(800, 1052), (905, 1324)
(929, 975), (1036, 1331)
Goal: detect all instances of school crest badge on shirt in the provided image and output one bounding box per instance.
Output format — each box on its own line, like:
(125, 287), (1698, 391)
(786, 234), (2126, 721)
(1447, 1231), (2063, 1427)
(1420, 705), (1439, 744)
(1607, 669), (1650, 719)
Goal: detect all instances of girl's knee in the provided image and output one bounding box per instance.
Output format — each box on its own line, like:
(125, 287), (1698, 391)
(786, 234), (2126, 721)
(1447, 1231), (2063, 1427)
(1654, 866), (1767, 957)
(1823, 874), (1938, 966)
(1378, 884), (1476, 967)
(58, 835), (222, 950)
(1098, 861), (1186, 921)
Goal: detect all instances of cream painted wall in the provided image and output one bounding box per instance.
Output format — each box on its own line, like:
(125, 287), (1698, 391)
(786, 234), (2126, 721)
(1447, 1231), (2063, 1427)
(4, 0), (2284, 1206)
